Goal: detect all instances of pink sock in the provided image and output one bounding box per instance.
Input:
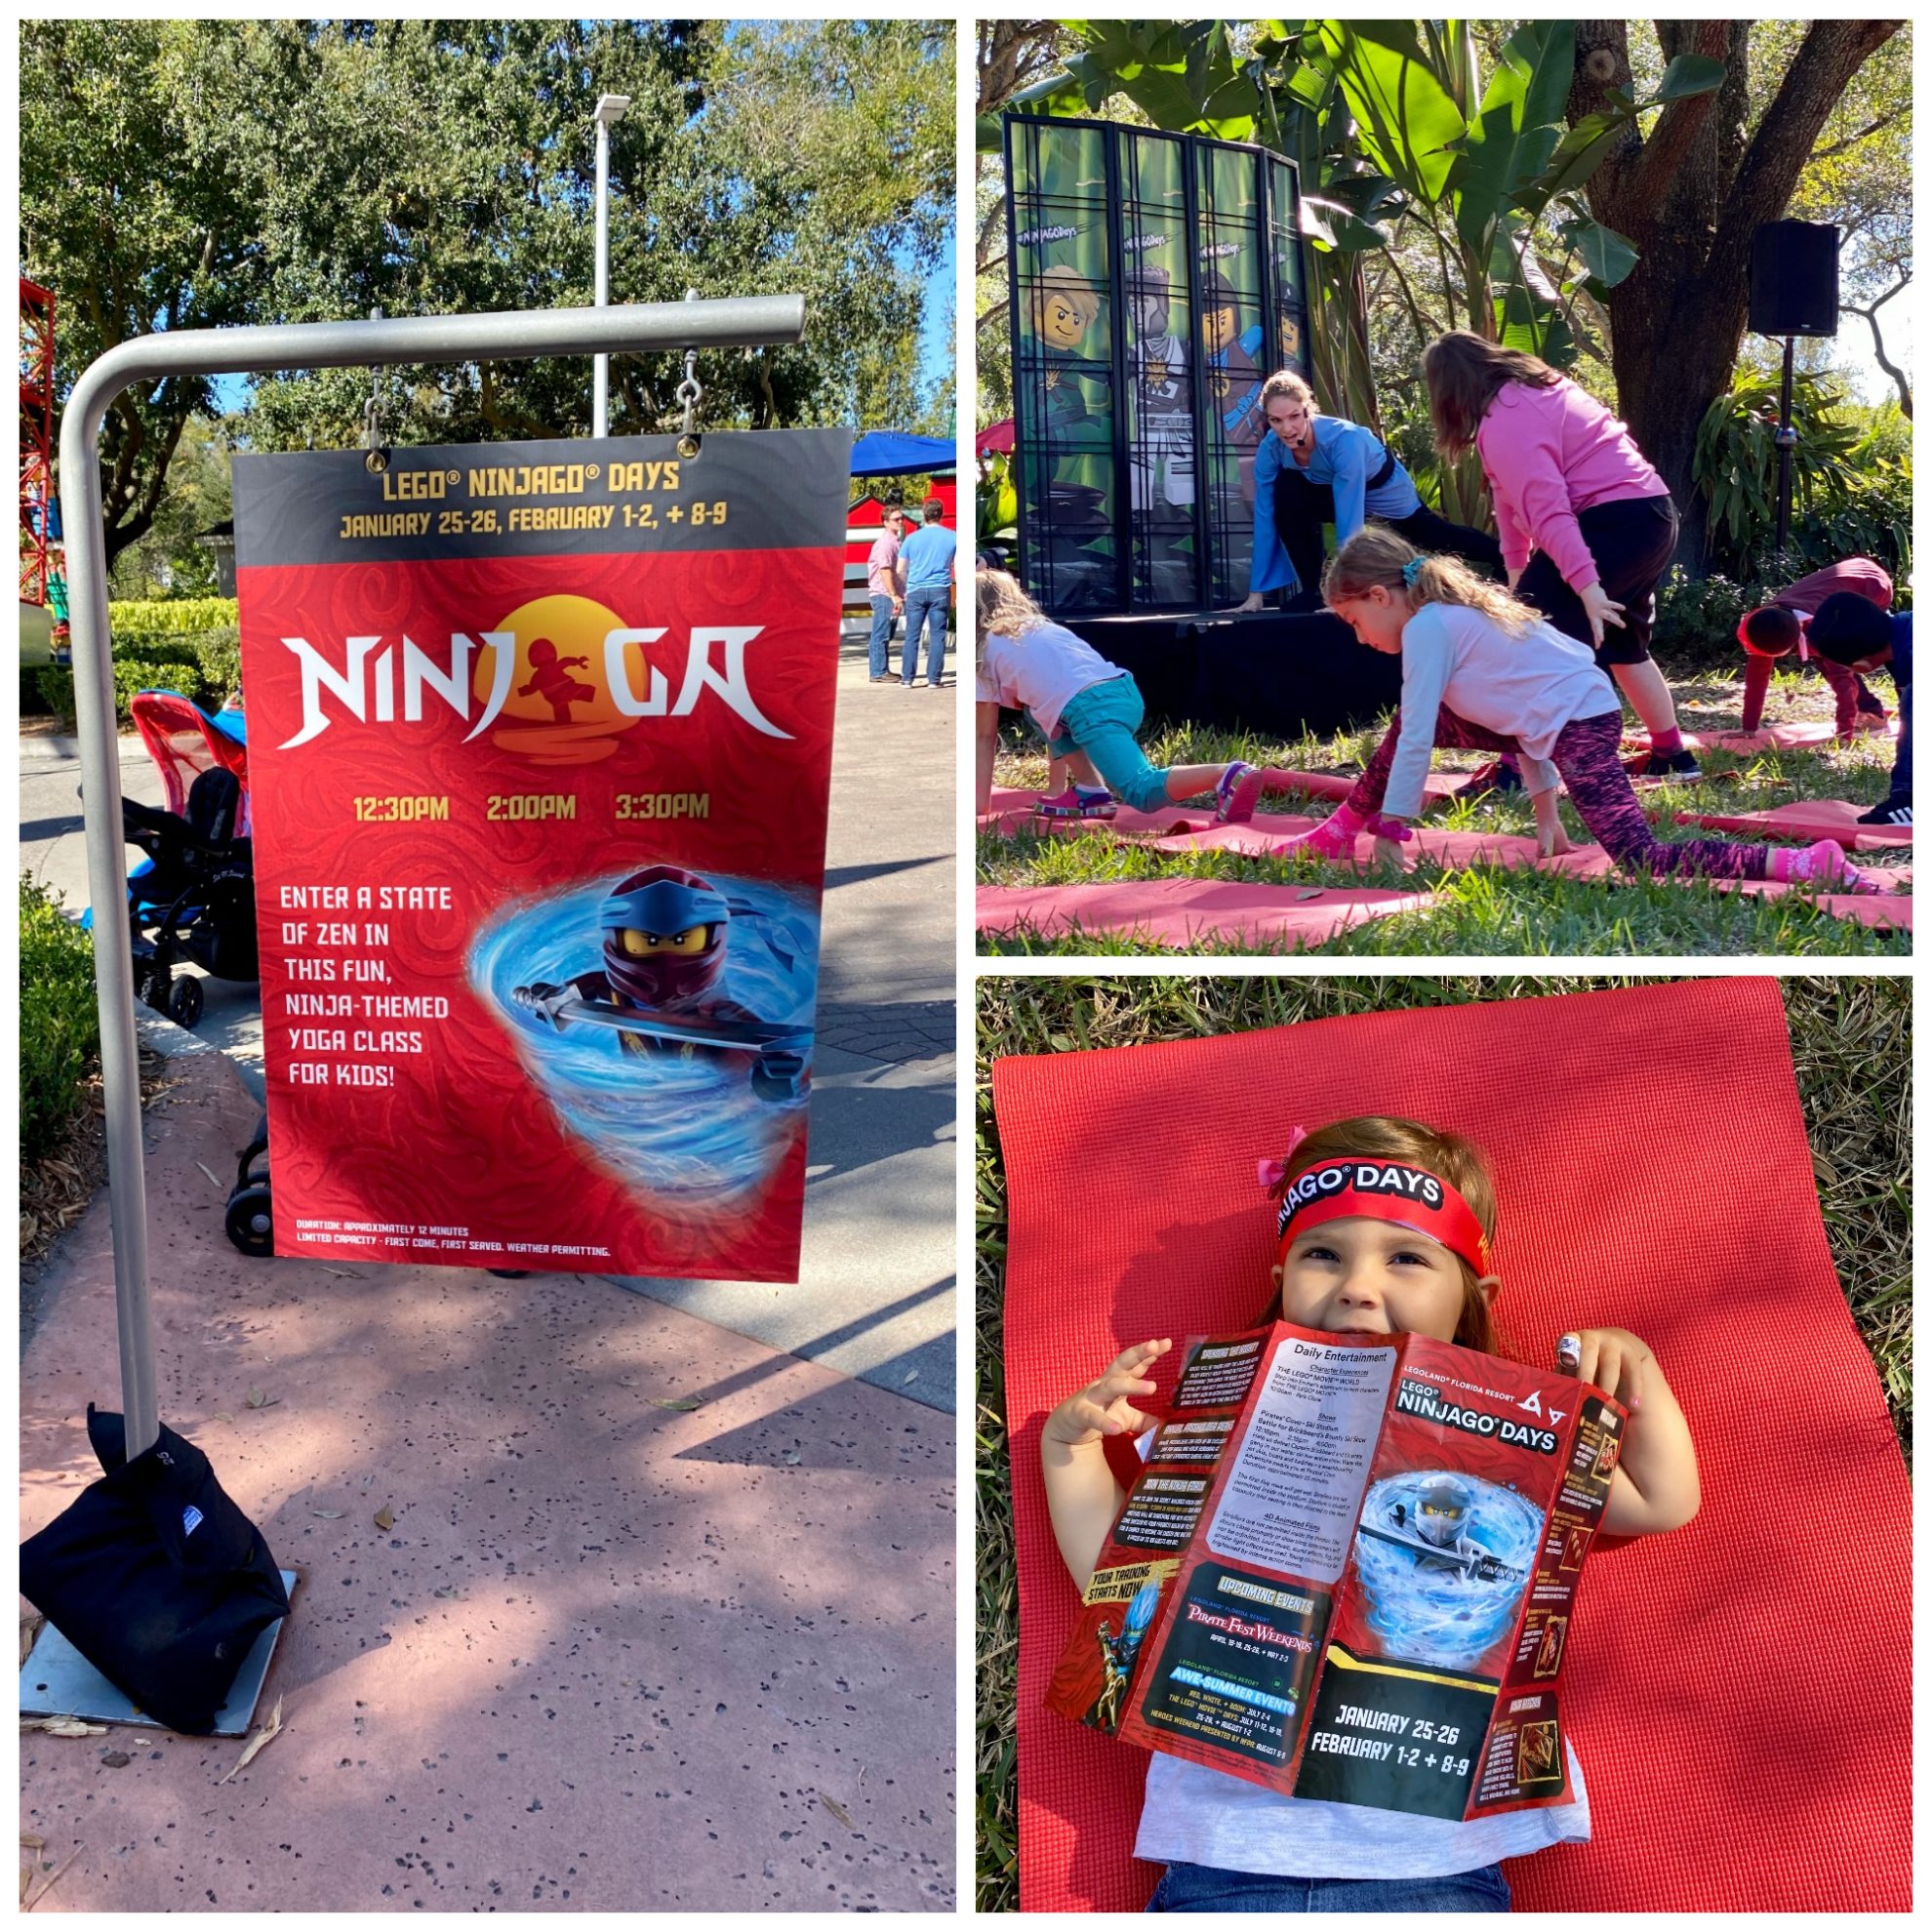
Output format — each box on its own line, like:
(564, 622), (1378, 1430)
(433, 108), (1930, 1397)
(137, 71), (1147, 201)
(1773, 840), (1861, 889)
(1650, 727), (1684, 755)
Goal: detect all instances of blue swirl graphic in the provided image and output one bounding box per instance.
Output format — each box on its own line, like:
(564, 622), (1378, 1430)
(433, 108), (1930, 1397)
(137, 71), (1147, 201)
(467, 873), (817, 1208)
(1351, 1471), (1543, 1670)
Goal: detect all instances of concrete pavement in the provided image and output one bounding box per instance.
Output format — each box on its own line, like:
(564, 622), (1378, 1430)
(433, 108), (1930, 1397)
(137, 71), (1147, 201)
(20, 1046), (954, 1912)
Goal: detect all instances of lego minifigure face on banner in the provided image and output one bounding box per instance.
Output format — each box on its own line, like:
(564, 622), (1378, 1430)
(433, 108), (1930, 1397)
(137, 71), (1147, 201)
(1029, 268), (1102, 351)
(1203, 303), (1239, 355)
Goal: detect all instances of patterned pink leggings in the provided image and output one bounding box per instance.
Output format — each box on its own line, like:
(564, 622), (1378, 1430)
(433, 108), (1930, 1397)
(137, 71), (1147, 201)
(1346, 707), (1773, 880)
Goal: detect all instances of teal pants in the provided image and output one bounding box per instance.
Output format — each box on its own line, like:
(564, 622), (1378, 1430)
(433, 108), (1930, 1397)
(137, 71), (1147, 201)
(1033, 674), (1172, 813)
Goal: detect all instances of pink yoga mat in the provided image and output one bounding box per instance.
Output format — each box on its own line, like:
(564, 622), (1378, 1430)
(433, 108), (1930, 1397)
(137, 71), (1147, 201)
(1675, 799), (1912, 848)
(993, 980), (1910, 1912)
(1698, 717), (1898, 754)
(975, 879), (1431, 949)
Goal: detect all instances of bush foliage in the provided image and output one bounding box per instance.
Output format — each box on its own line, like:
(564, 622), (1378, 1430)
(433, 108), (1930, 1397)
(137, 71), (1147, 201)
(35, 631), (242, 730)
(20, 875), (101, 1159)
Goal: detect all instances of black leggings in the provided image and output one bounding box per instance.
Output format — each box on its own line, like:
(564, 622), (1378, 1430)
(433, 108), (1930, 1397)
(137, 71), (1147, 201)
(1272, 463), (1503, 611)
(1515, 493), (1678, 667)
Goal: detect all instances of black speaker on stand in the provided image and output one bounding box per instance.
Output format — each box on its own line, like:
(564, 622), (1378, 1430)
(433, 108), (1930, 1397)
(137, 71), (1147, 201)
(1749, 221), (1839, 556)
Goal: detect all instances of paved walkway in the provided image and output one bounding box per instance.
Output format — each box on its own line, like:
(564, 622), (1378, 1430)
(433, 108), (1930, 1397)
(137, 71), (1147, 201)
(20, 1049), (954, 1912)
(19, 622), (958, 1910)
(18, 620), (957, 1406)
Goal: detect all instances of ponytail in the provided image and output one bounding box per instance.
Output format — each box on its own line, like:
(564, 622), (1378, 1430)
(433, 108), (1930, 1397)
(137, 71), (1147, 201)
(1323, 526), (1539, 637)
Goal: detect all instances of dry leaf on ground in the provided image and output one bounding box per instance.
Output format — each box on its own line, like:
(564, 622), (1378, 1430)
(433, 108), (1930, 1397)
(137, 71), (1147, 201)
(820, 1792), (855, 1829)
(20, 1613), (43, 1669)
(373, 1506), (394, 1531)
(243, 1388), (278, 1411)
(24, 1840), (83, 1912)
(647, 1396), (702, 1411)
(195, 1161), (224, 1191)
(218, 1696), (282, 1785)
(20, 1718), (106, 1739)
(311, 1509), (343, 1520)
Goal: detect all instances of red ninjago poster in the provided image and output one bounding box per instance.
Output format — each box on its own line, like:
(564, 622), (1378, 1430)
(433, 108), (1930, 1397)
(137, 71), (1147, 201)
(231, 428), (852, 1281)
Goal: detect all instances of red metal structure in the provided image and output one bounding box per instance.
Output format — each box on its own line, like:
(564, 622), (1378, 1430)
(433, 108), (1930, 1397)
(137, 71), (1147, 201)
(20, 277), (57, 604)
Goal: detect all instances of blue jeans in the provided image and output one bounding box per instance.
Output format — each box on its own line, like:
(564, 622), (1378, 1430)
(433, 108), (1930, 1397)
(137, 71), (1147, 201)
(903, 585), (949, 685)
(1147, 1860), (1511, 1913)
(867, 594), (899, 679)
(1036, 674), (1170, 814)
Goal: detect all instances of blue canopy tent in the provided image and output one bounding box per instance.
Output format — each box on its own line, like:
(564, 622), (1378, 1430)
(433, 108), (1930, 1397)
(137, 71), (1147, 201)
(849, 430), (956, 477)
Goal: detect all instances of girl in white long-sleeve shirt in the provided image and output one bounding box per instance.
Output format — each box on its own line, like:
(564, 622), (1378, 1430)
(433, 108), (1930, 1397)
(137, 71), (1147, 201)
(1286, 529), (1872, 892)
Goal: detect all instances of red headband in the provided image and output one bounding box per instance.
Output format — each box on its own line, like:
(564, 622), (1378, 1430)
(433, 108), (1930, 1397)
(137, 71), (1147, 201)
(1268, 1156), (1493, 1279)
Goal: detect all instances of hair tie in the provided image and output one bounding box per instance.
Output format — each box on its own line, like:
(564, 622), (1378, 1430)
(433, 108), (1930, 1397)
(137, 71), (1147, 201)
(1256, 1126), (1309, 1193)
(1401, 556), (1426, 588)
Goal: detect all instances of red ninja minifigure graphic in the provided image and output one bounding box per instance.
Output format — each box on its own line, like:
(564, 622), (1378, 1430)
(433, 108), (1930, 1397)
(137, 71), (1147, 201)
(518, 637), (597, 723)
(511, 865), (808, 1102)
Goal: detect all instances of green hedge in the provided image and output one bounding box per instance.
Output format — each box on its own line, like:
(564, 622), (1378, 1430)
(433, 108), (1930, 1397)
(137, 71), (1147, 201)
(34, 630), (242, 731)
(20, 875), (101, 1160)
(106, 596), (237, 634)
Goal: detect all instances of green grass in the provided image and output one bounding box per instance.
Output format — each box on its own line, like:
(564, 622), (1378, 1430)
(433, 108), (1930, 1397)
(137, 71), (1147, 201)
(973, 975), (1911, 1912)
(979, 670), (1910, 956)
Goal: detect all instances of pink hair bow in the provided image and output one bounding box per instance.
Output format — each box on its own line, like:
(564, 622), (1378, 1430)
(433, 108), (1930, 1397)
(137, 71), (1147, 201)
(1256, 1125), (1309, 1192)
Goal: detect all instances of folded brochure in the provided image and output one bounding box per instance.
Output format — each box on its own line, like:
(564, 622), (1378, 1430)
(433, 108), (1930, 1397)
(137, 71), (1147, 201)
(1046, 1321), (1626, 1819)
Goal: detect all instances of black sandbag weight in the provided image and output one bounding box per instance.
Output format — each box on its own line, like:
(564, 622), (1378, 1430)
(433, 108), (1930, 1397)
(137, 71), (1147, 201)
(20, 1405), (290, 1735)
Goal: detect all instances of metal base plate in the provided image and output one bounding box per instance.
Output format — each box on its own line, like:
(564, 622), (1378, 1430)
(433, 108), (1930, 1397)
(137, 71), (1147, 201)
(20, 1571), (298, 1737)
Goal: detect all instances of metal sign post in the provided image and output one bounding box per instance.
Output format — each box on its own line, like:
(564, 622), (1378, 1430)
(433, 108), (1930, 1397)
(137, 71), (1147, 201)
(59, 295), (806, 1459)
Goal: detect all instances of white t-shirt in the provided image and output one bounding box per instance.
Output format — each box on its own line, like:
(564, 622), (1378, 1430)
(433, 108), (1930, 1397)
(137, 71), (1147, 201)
(1126, 1429), (1592, 1877)
(975, 623), (1127, 741)
(1384, 600), (1621, 819)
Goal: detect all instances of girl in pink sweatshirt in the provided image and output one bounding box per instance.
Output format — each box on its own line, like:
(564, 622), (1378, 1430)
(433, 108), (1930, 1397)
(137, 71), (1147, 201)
(1423, 333), (1695, 783)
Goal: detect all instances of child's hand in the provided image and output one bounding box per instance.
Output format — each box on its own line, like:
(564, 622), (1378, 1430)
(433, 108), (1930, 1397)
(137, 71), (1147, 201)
(1043, 1339), (1172, 1448)
(1553, 1326), (1655, 1411)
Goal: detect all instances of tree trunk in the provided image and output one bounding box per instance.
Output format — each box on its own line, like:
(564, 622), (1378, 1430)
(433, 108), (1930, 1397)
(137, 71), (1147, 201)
(1567, 18), (1902, 575)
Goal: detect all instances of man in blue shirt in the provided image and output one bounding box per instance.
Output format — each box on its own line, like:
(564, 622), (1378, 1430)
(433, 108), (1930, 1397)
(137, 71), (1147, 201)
(1808, 592), (1912, 825)
(898, 500), (957, 689)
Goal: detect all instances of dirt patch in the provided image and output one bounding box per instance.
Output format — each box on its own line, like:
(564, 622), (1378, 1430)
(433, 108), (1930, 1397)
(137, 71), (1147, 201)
(19, 1045), (175, 1356)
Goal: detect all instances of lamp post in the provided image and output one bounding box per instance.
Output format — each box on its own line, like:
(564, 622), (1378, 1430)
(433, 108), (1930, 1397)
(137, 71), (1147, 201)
(591, 92), (632, 438)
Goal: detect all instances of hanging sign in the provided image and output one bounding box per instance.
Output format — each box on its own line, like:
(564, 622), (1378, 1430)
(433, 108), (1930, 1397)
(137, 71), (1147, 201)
(232, 428), (852, 1282)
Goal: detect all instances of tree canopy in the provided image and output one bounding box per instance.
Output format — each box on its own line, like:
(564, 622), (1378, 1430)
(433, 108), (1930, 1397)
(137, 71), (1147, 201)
(22, 18), (953, 566)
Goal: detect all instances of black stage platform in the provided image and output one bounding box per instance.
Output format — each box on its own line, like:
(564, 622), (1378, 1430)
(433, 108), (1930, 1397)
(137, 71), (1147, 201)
(1064, 609), (1401, 741)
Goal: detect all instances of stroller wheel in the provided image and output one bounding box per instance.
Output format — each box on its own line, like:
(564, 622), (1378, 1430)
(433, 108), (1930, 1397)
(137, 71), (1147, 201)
(224, 1183), (274, 1259)
(167, 976), (204, 1028)
(140, 966), (172, 1013)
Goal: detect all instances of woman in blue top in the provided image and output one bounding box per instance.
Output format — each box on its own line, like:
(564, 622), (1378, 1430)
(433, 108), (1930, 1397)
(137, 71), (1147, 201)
(1234, 371), (1501, 613)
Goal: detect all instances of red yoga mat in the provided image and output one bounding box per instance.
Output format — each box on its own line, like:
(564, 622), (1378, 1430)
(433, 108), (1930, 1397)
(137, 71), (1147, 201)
(1676, 799), (1912, 848)
(992, 981), (1909, 1912)
(975, 879), (1431, 949)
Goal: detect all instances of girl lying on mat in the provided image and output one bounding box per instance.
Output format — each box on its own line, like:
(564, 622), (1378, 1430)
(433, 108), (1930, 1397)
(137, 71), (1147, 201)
(1041, 1116), (1701, 1913)
(975, 569), (1264, 826)
(1293, 528), (1876, 892)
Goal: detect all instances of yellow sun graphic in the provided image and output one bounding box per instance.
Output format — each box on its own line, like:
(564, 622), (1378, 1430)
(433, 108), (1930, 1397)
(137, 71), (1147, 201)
(473, 593), (650, 765)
